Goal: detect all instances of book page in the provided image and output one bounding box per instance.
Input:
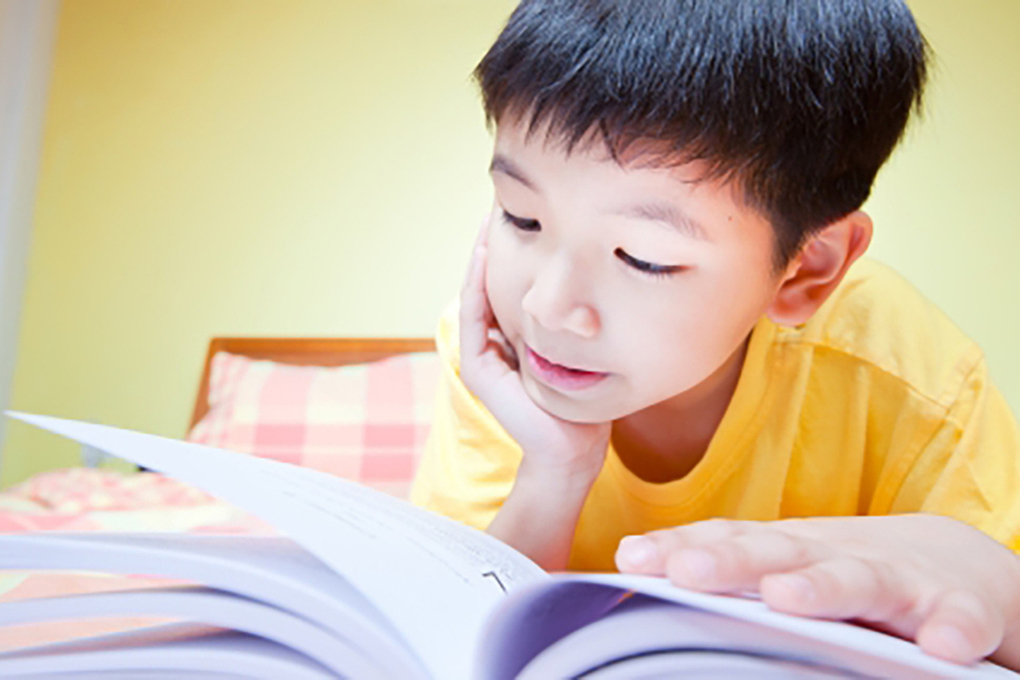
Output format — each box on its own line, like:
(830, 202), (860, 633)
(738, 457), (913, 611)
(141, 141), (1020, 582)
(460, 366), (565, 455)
(0, 585), (373, 678)
(516, 595), (933, 679)
(576, 651), (863, 679)
(0, 532), (415, 677)
(25, 673), (251, 680)
(256, 458), (543, 593)
(483, 574), (1017, 680)
(0, 623), (335, 680)
(474, 580), (628, 680)
(27, 673), (251, 680)
(8, 413), (547, 680)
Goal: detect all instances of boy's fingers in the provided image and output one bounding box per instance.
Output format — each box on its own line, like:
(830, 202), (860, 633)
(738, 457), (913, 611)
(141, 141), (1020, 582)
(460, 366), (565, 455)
(916, 590), (1002, 664)
(615, 519), (748, 575)
(473, 214), (491, 249)
(459, 242), (490, 360)
(663, 530), (824, 593)
(759, 556), (914, 624)
(487, 327), (519, 371)
(459, 216), (492, 309)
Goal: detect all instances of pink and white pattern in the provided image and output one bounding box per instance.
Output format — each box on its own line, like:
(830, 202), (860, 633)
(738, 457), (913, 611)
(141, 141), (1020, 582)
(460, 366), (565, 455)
(0, 349), (441, 652)
(187, 350), (440, 498)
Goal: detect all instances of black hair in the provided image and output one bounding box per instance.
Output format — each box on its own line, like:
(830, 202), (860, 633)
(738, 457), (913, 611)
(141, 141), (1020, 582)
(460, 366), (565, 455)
(475, 0), (929, 268)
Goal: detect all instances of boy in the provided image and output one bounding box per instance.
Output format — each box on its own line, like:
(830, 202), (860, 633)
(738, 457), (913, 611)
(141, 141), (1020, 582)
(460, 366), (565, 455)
(411, 0), (1020, 669)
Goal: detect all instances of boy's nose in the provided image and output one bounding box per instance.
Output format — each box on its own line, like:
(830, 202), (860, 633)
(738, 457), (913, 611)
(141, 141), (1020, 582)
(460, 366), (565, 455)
(520, 267), (600, 339)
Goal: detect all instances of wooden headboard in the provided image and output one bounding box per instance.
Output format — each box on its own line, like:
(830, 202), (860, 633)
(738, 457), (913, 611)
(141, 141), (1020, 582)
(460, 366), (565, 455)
(189, 337), (435, 430)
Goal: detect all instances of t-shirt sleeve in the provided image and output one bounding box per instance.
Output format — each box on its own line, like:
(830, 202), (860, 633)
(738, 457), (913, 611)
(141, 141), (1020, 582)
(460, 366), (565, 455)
(408, 303), (522, 531)
(904, 358), (1020, 553)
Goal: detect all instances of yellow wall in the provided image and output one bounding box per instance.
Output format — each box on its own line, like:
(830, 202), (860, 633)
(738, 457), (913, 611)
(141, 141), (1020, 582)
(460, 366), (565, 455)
(1, 0), (517, 485)
(865, 0), (1020, 417)
(2, 0), (1018, 486)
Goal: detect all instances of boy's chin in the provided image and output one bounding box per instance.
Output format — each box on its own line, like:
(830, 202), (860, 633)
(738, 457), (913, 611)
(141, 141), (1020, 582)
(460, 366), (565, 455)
(522, 376), (623, 424)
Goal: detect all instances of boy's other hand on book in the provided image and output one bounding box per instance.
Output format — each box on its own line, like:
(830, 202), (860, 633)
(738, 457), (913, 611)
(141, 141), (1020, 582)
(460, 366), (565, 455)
(615, 514), (1020, 670)
(459, 217), (611, 484)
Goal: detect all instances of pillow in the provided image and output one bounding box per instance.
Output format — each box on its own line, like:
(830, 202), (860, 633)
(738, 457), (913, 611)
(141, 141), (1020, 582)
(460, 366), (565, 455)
(187, 351), (441, 498)
(1, 468), (214, 514)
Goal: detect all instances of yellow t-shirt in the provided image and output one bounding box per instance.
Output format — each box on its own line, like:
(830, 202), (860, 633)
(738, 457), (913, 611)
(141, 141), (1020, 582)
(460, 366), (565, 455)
(410, 260), (1020, 571)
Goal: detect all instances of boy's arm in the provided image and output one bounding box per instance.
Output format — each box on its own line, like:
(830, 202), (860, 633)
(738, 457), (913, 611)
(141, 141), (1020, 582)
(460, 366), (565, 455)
(617, 361), (1020, 669)
(451, 217), (610, 570)
(486, 453), (602, 571)
(410, 352), (601, 571)
(616, 514), (1020, 670)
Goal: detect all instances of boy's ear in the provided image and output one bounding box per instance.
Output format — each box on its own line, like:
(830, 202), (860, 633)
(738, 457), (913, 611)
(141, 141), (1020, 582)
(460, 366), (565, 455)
(766, 211), (873, 327)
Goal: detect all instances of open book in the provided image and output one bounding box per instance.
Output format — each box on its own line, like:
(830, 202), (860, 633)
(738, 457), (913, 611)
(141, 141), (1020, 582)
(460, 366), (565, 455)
(1, 413), (1016, 680)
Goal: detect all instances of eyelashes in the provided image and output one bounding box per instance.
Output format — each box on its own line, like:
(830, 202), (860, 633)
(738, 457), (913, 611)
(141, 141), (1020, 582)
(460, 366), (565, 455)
(613, 248), (684, 277)
(500, 209), (685, 279)
(501, 209), (540, 232)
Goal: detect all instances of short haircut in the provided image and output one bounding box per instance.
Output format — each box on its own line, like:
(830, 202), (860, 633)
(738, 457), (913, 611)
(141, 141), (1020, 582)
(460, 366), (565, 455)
(475, 0), (929, 268)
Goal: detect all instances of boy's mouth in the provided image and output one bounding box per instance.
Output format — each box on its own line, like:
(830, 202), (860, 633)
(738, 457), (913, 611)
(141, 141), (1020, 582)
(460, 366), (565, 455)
(524, 345), (609, 391)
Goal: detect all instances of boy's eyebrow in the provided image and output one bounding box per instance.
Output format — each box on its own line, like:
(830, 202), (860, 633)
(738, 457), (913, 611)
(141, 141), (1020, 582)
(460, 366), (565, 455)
(490, 153), (708, 242)
(613, 203), (710, 242)
(490, 154), (539, 192)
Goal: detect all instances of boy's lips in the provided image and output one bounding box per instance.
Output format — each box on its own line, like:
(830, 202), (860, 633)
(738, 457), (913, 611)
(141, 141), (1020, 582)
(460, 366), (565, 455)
(524, 345), (609, 391)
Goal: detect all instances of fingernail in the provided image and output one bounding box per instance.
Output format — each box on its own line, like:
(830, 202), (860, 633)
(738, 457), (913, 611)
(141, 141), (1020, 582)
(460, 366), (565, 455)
(680, 550), (717, 582)
(774, 573), (815, 603)
(930, 625), (973, 660)
(618, 536), (657, 566)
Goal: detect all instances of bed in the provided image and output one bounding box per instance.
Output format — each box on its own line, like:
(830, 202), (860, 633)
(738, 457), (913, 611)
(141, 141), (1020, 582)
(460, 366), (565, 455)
(0, 336), (438, 651)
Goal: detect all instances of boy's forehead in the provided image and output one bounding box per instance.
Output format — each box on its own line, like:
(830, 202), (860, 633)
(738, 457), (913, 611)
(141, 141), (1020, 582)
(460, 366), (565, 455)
(489, 155), (715, 244)
(492, 116), (713, 188)
(493, 115), (611, 162)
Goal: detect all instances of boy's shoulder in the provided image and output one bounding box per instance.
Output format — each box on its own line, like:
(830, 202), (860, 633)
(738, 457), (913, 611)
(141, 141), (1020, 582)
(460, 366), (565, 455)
(784, 258), (986, 409)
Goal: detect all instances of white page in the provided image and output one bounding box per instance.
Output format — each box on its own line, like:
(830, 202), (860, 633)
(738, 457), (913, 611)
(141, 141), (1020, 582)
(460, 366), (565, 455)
(254, 455), (544, 592)
(580, 574), (1018, 678)
(0, 585), (375, 679)
(18, 673), (251, 680)
(0, 627), (334, 680)
(578, 650), (864, 680)
(474, 580), (629, 679)
(0, 532), (415, 677)
(8, 413), (547, 680)
(20, 673), (251, 680)
(0, 621), (228, 657)
(482, 574), (1016, 680)
(518, 596), (938, 679)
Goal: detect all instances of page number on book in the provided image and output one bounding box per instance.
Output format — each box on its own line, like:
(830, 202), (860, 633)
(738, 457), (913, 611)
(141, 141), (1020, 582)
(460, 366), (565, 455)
(482, 571), (507, 594)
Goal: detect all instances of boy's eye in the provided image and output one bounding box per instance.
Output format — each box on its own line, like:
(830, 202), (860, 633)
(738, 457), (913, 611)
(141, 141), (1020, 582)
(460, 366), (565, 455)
(501, 209), (540, 232)
(615, 248), (684, 278)
(500, 210), (681, 278)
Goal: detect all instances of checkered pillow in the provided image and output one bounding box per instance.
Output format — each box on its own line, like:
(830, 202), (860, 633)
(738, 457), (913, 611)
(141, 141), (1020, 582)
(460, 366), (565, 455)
(187, 351), (440, 498)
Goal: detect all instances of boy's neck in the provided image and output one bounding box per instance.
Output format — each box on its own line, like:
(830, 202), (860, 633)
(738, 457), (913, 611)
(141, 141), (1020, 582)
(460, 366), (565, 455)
(611, 335), (751, 484)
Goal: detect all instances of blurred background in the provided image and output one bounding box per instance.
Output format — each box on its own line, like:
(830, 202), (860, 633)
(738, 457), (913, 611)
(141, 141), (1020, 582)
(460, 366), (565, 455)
(0, 0), (1017, 488)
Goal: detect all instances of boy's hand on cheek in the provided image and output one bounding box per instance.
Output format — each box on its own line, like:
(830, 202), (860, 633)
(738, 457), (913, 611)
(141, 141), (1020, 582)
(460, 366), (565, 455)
(459, 219), (610, 485)
(615, 515), (1020, 669)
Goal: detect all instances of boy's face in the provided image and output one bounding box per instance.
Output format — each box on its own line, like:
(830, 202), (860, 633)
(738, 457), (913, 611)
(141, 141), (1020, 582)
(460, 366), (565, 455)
(484, 118), (789, 423)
